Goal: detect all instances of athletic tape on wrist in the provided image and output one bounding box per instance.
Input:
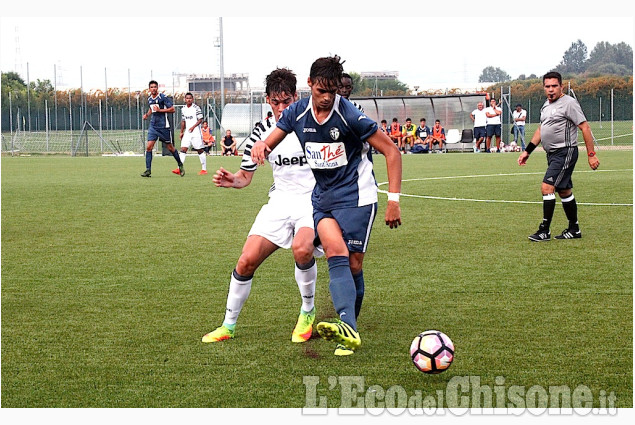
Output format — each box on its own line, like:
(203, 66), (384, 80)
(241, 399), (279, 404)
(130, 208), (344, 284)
(387, 192), (400, 202)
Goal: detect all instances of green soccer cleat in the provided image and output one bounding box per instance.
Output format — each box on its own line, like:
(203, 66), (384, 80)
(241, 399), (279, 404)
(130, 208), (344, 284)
(201, 325), (234, 343)
(334, 343), (355, 356)
(179, 164), (185, 177)
(141, 169), (151, 178)
(291, 307), (315, 343)
(316, 320), (361, 351)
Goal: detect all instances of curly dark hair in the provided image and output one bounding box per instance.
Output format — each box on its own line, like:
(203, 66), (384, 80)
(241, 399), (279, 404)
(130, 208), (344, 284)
(265, 68), (297, 97)
(309, 55), (345, 89)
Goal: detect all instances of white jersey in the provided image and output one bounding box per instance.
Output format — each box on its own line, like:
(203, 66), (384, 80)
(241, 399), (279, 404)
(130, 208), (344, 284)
(181, 104), (203, 135)
(471, 108), (487, 127)
(241, 116), (315, 199)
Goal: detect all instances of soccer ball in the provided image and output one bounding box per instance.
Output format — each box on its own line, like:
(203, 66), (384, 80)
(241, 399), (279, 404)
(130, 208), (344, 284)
(410, 330), (455, 374)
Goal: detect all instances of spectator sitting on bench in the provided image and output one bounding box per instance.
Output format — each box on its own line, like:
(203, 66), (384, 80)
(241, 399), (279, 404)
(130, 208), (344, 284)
(221, 129), (238, 156)
(389, 117), (402, 148)
(400, 118), (416, 153)
(201, 120), (216, 155)
(426, 119), (446, 152)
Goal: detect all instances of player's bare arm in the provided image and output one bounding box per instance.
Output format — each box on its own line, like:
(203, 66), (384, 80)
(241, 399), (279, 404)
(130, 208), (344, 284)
(368, 130), (402, 228)
(190, 118), (203, 133)
(251, 127), (287, 165)
(578, 121), (599, 170)
(213, 166), (255, 189)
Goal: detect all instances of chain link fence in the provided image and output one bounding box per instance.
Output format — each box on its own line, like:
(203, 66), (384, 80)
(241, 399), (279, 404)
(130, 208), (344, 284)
(2, 88), (631, 155)
(497, 88), (633, 148)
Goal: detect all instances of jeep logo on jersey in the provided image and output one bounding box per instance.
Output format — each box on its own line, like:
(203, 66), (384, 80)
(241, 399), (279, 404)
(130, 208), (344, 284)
(273, 155), (308, 166)
(329, 127), (340, 141)
(304, 142), (348, 169)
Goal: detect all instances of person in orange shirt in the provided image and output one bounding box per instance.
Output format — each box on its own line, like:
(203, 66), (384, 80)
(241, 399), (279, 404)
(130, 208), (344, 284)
(426, 119), (446, 152)
(201, 120), (216, 155)
(389, 118), (402, 148)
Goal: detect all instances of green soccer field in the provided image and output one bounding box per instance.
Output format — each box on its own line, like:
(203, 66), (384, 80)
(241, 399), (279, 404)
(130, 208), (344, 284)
(1, 150), (632, 409)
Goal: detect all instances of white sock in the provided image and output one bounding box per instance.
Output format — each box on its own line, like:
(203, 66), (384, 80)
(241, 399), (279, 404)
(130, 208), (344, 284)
(295, 259), (316, 312)
(199, 152), (207, 171)
(223, 270), (253, 325)
(179, 151), (186, 164)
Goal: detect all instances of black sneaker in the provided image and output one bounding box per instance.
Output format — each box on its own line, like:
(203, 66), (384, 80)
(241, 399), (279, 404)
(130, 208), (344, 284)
(528, 229), (551, 242)
(141, 169), (151, 178)
(179, 164), (185, 177)
(554, 228), (582, 240)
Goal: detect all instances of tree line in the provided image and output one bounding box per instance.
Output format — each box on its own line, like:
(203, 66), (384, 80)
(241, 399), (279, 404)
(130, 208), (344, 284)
(479, 40), (633, 83)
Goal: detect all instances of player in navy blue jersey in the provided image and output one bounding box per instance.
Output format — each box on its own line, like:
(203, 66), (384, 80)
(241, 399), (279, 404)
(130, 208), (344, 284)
(252, 55), (402, 356)
(140, 80), (184, 178)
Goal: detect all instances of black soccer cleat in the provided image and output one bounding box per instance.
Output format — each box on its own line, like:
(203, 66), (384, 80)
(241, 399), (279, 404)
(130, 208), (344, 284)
(141, 169), (151, 178)
(179, 164), (185, 177)
(528, 229), (551, 242)
(554, 228), (582, 240)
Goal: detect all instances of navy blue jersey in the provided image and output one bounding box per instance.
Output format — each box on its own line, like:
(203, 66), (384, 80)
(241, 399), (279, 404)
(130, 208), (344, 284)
(148, 93), (173, 129)
(277, 95), (379, 211)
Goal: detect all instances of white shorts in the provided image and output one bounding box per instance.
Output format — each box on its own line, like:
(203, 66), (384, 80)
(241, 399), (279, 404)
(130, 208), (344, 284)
(248, 195), (314, 249)
(180, 131), (205, 150)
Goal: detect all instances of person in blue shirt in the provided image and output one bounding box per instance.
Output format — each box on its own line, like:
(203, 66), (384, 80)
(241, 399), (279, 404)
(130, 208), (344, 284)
(140, 80), (184, 177)
(251, 55), (402, 356)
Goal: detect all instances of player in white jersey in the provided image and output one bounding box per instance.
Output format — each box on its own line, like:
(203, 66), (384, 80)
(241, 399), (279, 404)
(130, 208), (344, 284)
(175, 93), (207, 175)
(202, 68), (319, 344)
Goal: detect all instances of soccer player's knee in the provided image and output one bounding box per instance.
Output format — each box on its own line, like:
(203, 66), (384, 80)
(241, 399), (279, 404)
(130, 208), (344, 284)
(292, 243), (314, 265)
(541, 182), (555, 195)
(349, 257), (364, 275)
(236, 255), (258, 276)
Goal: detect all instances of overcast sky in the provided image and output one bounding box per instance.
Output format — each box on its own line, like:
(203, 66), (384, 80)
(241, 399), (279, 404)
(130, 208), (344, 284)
(1, 2), (633, 93)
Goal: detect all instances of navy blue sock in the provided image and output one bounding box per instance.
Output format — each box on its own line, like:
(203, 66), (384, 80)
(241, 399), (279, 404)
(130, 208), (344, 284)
(172, 150), (183, 166)
(327, 256), (357, 331)
(352, 270), (365, 319)
(145, 151), (152, 170)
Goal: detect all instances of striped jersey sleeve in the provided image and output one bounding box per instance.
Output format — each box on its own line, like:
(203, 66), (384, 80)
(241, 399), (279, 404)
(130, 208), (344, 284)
(351, 100), (364, 113)
(240, 116), (276, 172)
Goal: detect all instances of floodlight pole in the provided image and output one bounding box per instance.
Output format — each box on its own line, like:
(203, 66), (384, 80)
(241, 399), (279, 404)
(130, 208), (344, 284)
(219, 17), (225, 114)
(104, 67), (109, 131)
(27, 62), (31, 132)
(128, 69), (132, 130)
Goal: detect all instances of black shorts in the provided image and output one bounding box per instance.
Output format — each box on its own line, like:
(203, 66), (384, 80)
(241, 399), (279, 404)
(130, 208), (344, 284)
(486, 124), (501, 137)
(543, 146), (579, 190)
(474, 127), (486, 139)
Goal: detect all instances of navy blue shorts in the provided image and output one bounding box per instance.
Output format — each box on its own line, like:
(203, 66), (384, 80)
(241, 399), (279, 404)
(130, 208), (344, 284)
(474, 126), (486, 139)
(148, 127), (173, 143)
(486, 124), (501, 137)
(544, 146), (578, 190)
(313, 203), (377, 253)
